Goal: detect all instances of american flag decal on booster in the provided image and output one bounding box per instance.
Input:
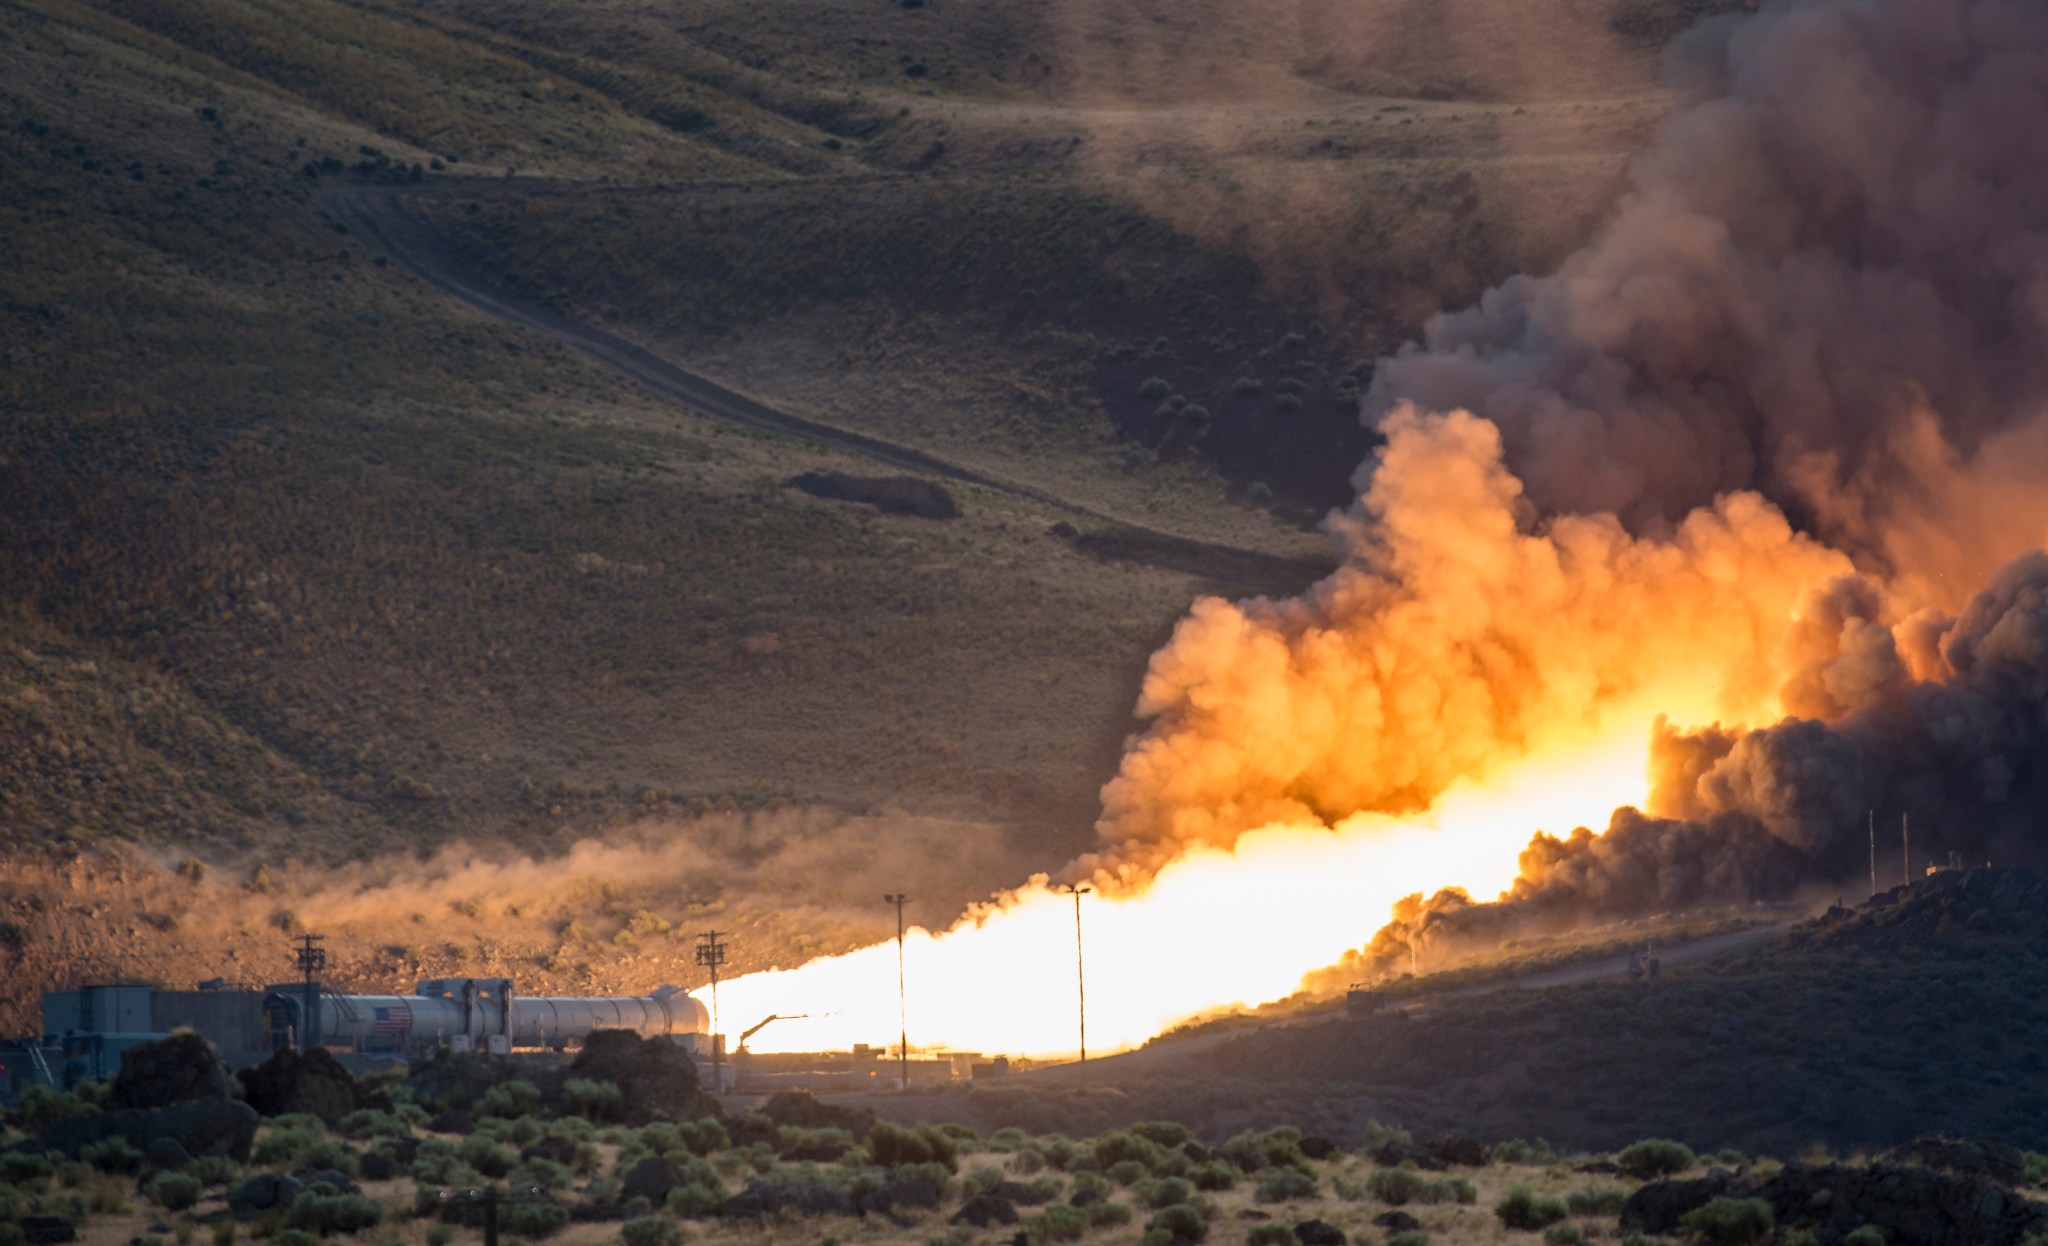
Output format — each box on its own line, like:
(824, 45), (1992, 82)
(371, 1003), (412, 1037)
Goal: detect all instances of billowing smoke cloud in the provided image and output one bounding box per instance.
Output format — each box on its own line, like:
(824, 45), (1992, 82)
(1090, 0), (2048, 909)
(1368, 0), (2048, 600)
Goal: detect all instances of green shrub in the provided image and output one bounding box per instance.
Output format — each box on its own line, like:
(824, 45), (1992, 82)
(185, 1156), (241, 1187)
(1137, 377), (1172, 400)
(1041, 1138), (1078, 1171)
(1146, 1204), (1209, 1245)
(1029, 1204), (1089, 1243)
(990, 1129), (1031, 1152)
(1070, 1172), (1112, 1202)
(81, 1138), (142, 1174)
(965, 1165), (1005, 1195)
(478, 1081), (542, 1120)
(564, 1080), (623, 1123)
(1842, 1227), (1885, 1246)
(620, 1218), (680, 1246)
(510, 1159), (572, 1192)
(336, 1111), (408, 1141)
(1543, 1227), (1583, 1246)
(1617, 1140), (1695, 1180)
(1367, 1169), (1425, 1205)
(1222, 1129), (1307, 1174)
(1129, 1123), (1193, 1151)
(253, 1129), (326, 1167)
(1086, 1203), (1133, 1229)
(1714, 1149), (1750, 1168)
(1677, 1197), (1773, 1246)
(288, 1192), (384, 1235)
(1011, 1148), (1046, 1175)
(868, 1122), (957, 1172)
(1094, 1133), (1166, 1175)
(14, 1087), (95, 1133)
(1136, 1178), (1192, 1210)
(1566, 1186), (1626, 1216)
(676, 1120), (730, 1157)
(1493, 1139), (1554, 1165)
(147, 1172), (204, 1212)
(1190, 1163), (1237, 1192)
(272, 1232), (317, 1246)
(457, 1136), (517, 1179)
(0, 1151), (56, 1187)
(295, 1140), (360, 1177)
(502, 1202), (569, 1239)
(1246, 1225), (1294, 1246)
(1495, 1186), (1568, 1231)
(1254, 1168), (1317, 1203)
(664, 1178), (725, 1218)
(425, 1226), (455, 1246)
(1108, 1161), (1149, 1187)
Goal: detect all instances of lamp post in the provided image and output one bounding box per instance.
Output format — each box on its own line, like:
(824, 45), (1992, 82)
(1056, 885), (1090, 1063)
(883, 894), (908, 1088)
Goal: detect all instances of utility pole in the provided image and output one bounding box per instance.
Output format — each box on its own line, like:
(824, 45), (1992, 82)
(1057, 885), (1090, 1063)
(694, 931), (727, 1092)
(1902, 813), (1910, 888)
(1869, 810), (1876, 897)
(292, 933), (326, 1052)
(883, 894), (908, 1089)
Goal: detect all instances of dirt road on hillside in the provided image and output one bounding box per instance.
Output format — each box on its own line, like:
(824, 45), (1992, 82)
(325, 181), (1334, 596)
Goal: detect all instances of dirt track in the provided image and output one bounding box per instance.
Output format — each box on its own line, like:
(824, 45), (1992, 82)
(325, 181), (1334, 596)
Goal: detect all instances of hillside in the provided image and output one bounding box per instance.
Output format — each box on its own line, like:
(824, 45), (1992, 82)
(1, 0), (1717, 1029)
(861, 870), (2048, 1157)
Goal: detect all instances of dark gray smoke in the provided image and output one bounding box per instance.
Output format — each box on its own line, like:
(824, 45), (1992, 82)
(1366, 0), (2048, 600)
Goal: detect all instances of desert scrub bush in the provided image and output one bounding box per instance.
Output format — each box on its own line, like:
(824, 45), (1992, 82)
(870, 1124), (958, 1171)
(424, 1226), (455, 1246)
(1190, 1162), (1237, 1192)
(569, 1073), (622, 1123)
(509, 1158), (572, 1191)
(1029, 1204), (1089, 1243)
(1254, 1168), (1317, 1203)
(1543, 1227), (1584, 1246)
(1094, 1132), (1166, 1175)
(147, 1172), (204, 1211)
(1714, 1149), (1750, 1167)
(1841, 1227), (1885, 1246)
(503, 1202), (569, 1239)
(1041, 1137), (1079, 1171)
(288, 1191), (384, 1235)
(1617, 1139), (1695, 1180)
(662, 1165), (727, 1218)
(1494, 1138), (1554, 1165)
(1129, 1122), (1194, 1151)
(1332, 1175), (1368, 1202)
(1223, 1128), (1307, 1174)
(621, 1217), (680, 1246)
(1246, 1225), (1295, 1246)
(253, 1127), (328, 1168)
(14, 1087), (96, 1133)
(774, 1126), (855, 1162)
(964, 1165), (1006, 1195)
(1087, 1202), (1133, 1229)
(478, 1081), (542, 1119)
(1495, 1186), (1568, 1231)
(1137, 377), (1172, 400)
(1146, 1203), (1210, 1246)
(1678, 1197), (1773, 1245)
(185, 1156), (241, 1187)
(1108, 1160), (1149, 1187)
(1070, 1171), (1112, 1202)
(273, 1232), (316, 1246)
(80, 1137), (142, 1173)
(989, 1128), (1031, 1151)
(1567, 1186), (1627, 1216)
(457, 1135), (517, 1179)
(0, 1151), (56, 1188)
(1011, 1147), (1046, 1175)
(1135, 1177), (1193, 1210)
(337, 1110), (409, 1141)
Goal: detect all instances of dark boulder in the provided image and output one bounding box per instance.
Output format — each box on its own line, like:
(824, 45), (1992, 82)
(566, 1031), (717, 1126)
(1620, 1171), (1739, 1235)
(358, 1150), (402, 1181)
(402, 1050), (519, 1117)
(1885, 1139), (2028, 1187)
(229, 1174), (306, 1219)
(1292, 1219), (1345, 1246)
(1626, 1163), (2045, 1246)
(952, 1194), (1021, 1227)
(239, 1048), (386, 1124)
(1236, 1210), (1271, 1220)
(855, 1170), (942, 1218)
(722, 1177), (855, 1219)
(1068, 1187), (1104, 1208)
(40, 1098), (258, 1163)
(291, 1168), (359, 1195)
(18, 1216), (75, 1244)
(990, 1181), (1051, 1206)
(620, 1157), (685, 1205)
(143, 1138), (193, 1173)
(520, 1135), (581, 1168)
(111, 1034), (232, 1110)
(1426, 1136), (1490, 1167)
(1371, 1211), (1421, 1232)
(787, 472), (959, 520)
(428, 1109), (475, 1135)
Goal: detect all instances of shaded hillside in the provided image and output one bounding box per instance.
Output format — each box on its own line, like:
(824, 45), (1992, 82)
(871, 871), (2048, 1157)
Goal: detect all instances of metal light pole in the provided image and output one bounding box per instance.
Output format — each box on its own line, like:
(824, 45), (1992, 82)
(1057, 884), (1090, 1063)
(883, 894), (908, 1088)
(292, 933), (326, 1052)
(694, 930), (727, 1091)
